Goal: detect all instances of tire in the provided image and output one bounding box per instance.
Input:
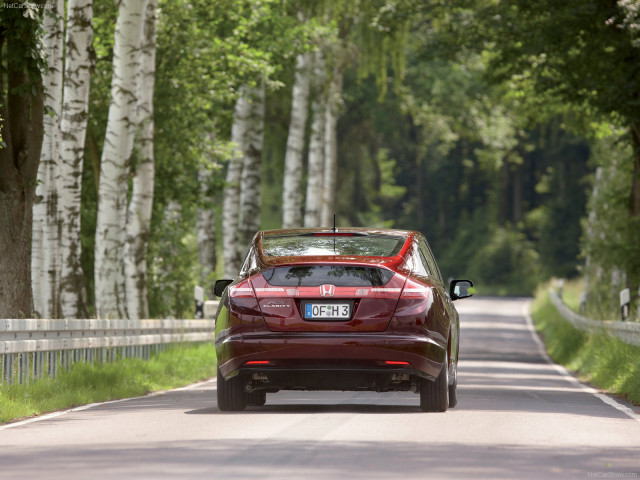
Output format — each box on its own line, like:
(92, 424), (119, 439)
(217, 367), (247, 411)
(247, 390), (267, 407)
(448, 359), (458, 408)
(419, 352), (449, 412)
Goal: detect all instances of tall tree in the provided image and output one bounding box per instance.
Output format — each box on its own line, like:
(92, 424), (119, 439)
(238, 83), (266, 251)
(32, 0), (64, 318)
(58, 0), (93, 319)
(94, 0), (147, 319)
(320, 66), (343, 227)
(304, 51), (326, 228)
(282, 51), (312, 228)
(124, 0), (157, 320)
(222, 93), (250, 277)
(0, 2), (47, 318)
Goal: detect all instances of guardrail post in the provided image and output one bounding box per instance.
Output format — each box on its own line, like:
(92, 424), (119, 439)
(620, 288), (630, 322)
(195, 285), (205, 319)
(556, 279), (564, 299)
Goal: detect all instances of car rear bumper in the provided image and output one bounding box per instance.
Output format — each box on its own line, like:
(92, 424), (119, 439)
(216, 332), (446, 381)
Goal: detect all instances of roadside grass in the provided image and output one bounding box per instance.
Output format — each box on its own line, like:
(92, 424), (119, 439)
(556, 277), (584, 312)
(0, 343), (217, 424)
(531, 287), (640, 406)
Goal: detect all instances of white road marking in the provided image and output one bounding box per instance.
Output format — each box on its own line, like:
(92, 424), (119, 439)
(0, 377), (218, 431)
(523, 301), (640, 424)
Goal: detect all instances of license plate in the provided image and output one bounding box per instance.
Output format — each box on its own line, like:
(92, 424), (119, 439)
(304, 303), (351, 320)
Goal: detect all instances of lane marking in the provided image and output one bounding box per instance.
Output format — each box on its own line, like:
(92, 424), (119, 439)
(0, 377), (218, 431)
(523, 301), (640, 424)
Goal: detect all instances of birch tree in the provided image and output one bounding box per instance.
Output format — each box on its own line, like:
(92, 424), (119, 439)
(304, 51), (326, 228)
(95, 0), (147, 319)
(58, 0), (93, 319)
(222, 93), (250, 278)
(123, 0), (157, 320)
(197, 165), (217, 284)
(238, 83), (266, 252)
(282, 51), (312, 228)
(320, 67), (343, 227)
(32, 0), (64, 318)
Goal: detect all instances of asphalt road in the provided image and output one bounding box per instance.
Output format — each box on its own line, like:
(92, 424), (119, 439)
(1, 297), (639, 479)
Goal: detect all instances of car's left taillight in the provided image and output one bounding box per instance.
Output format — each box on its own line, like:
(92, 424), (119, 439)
(227, 277), (268, 333)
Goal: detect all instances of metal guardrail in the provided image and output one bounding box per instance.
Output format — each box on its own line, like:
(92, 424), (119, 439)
(548, 289), (640, 347)
(1, 300), (220, 385)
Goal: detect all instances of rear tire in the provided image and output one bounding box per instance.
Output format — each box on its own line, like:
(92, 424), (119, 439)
(217, 367), (247, 411)
(448, 359), (458, 408)
(419, 352), (449, 412)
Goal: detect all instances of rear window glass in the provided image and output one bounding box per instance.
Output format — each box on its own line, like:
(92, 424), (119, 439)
(263, 265), (395, 287)
(262, 235), (406, 258)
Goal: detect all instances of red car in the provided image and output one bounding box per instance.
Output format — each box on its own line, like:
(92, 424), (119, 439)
(213, 228), (473, 412)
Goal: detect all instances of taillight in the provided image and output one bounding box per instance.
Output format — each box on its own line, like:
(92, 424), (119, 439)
(392, 277), (433, 320)
(229, 279), (256, 298)
(227, 277), (266, 332)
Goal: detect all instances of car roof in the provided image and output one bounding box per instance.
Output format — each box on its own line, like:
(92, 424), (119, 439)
(255, 228), (418, 270)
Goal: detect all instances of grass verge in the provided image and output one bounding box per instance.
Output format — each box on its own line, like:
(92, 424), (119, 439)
(531, 286), (640, 406)
(0, 343), (217, 424)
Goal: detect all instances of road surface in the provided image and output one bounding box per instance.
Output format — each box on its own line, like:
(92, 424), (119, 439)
(1, 297), (639, 479)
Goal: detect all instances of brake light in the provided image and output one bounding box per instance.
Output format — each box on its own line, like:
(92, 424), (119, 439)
(385, 361), (410, 365)
(246, 360), (270, 365)
(400, 278), (431, 298)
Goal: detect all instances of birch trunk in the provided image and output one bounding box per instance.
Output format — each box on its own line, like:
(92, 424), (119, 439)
(32, 0), (64, 318)
(320, 68), (343, 227)
(222, 93), (250, 278)
(304, 52), (327, 228)
(58, 0), (93, 319)
(282, 52), (312, 228)
(95, 0), (147, 319)
(238, 83), (265, 253)
(197, 166), (217, 284)
(124, 0), (157, 320)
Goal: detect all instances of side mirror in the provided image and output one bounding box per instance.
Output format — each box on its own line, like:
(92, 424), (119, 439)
(213, 279), (234, 298)
(450, 279), (474, 300)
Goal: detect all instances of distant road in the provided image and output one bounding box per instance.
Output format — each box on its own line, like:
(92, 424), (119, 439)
(1, 298), (639, 479)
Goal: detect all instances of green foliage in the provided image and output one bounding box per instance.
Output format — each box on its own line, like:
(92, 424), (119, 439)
(0, 343), (217, 424)
(532, 288), (640, 406)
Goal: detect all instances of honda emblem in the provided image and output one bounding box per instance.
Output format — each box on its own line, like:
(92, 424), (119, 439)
(320, 284), (336, 297)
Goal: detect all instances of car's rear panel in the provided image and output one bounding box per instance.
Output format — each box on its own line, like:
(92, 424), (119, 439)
(215, 229), (452, 391)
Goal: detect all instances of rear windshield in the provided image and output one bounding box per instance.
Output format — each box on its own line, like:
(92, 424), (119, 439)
(262, 234), (406, 258)
(263, 265), (395, 287)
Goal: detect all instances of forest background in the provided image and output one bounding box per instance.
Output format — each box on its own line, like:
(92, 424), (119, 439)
(1, 0), (639, 321)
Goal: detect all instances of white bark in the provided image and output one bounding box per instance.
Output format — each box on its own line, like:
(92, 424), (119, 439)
(238, 83), (265, 253)
(304, 52), (327, 228)
(124, 0), (157, 320)
(320, 68), (343, 227)
(95, 0), (147, 319)
(222, 93), (250, 278)
(58, 0), (93, 319)
(197, 165), (217, 284)
(33, 0), (64, 318)
(282, 52), (312, 228)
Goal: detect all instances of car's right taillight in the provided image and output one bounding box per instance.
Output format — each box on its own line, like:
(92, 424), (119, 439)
(390, 277), (435, 330)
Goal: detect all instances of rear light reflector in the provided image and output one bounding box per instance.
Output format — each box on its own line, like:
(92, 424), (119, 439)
(385, 361), (410, 365)
(246, 360), (271, 365)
